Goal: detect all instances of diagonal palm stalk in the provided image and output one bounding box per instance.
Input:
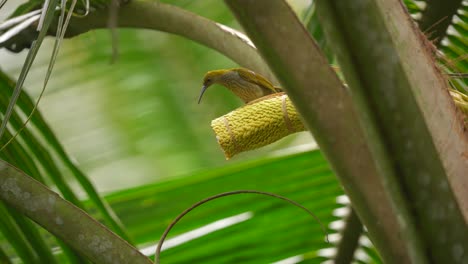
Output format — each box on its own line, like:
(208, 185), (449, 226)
(315, 0), (468, 262)
(303, 5), (366, 262)
(0, 159), (152, 264)
(226, 0), (423, 262)
(227, 0), (468, 262)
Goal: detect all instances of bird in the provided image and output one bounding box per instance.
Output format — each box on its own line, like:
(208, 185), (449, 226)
(198, 68), (282, 104)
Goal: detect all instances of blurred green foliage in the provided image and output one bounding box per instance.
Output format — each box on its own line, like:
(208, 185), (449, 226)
(1, 0), (312, 193)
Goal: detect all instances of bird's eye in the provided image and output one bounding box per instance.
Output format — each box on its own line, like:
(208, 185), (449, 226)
(206, 78), (211, 82)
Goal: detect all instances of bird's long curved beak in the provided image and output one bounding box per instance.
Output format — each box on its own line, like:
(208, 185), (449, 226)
(197, 85), (208, 104)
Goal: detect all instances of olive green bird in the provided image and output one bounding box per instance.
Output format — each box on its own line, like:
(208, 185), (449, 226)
(198, 68), (282, 104)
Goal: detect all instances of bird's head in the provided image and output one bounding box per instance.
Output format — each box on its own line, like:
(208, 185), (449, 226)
(198, 70), (229, 104)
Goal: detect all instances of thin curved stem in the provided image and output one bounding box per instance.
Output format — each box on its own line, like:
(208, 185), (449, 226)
(154, 190), (329, 264)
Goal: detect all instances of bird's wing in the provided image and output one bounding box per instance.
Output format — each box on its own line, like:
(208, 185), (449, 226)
(236, 68), (278, 93)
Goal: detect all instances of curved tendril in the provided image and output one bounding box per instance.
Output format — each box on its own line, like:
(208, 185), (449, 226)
(154, 190), (329, 264)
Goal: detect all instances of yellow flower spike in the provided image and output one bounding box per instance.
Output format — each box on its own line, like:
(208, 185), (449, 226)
(211, 93), (306, 159)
